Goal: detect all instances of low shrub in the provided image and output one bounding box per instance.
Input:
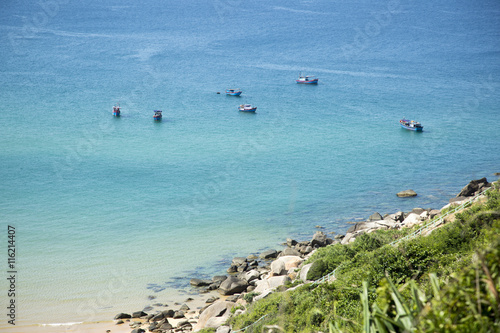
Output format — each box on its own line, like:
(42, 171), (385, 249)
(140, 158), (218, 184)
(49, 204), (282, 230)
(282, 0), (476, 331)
(307, 258), (328, 281)
(350, 233), (384, 253)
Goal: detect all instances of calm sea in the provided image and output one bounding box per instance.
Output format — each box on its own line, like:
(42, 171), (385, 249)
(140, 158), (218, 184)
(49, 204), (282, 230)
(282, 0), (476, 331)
(1, 0), (499, 330)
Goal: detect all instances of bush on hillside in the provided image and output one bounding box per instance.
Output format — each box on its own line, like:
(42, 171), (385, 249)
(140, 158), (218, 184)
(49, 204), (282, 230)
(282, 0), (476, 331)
(350, 233), (384, 253)
(307, 258), (328, 281)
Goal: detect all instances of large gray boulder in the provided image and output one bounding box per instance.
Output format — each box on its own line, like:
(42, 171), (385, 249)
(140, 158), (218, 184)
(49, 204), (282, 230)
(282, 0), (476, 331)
(457, 177), (490, 197)
(402, 213), (423, 228)
(346, 221), (388, 234)
(429, 209), (440, 219)
(173, 310), (185, 319)
(270, 256), (302, 276)
(278, 256), (303, 271)
(254, 276), (290, 294)
(241, 269), (260, 283)
(193, 301), (235, 331)
(132, 310), (147, 318)
(373, 219), (397, 229)
(368, 212), (383, 221)
(218, 276), (248, 295)
(385, 211), (405, 223)
(150, 312), (166, 322)
(270, 259), (287, 276)
(280, 247), (302, 257)
(411, 207), (425, 215)
(341, 233), (353, 245)
(114, 313), (131, 320)
(296, 243), (314, 255)
(311, 231), (328, 247)
(346, 222), (371, 233)
(299, 263), (313, 282)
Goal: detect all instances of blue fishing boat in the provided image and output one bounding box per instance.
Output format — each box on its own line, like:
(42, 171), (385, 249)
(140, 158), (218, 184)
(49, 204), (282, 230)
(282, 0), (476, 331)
(400, 118), (423, 131)
(112, 104), (121, 117)
(239, 104), (257, 112)
(225, 89), (242, 96)
(153, 110), (162, 121)
(296, 75), (318, 84)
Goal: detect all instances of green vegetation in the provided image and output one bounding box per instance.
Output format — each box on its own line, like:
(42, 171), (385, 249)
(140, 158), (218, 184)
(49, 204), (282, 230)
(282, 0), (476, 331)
(228, 182), (500, 332)
(243, 292), (261, 304)
(197, 328), (216, 333)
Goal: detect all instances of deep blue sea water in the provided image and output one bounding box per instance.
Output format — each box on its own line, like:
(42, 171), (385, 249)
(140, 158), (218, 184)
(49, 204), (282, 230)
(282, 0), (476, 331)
(1, 0), (499, 329)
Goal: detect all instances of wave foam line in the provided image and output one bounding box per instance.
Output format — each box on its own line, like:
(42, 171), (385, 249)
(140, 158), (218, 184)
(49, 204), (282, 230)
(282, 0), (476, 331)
(39, 322), (83, 327)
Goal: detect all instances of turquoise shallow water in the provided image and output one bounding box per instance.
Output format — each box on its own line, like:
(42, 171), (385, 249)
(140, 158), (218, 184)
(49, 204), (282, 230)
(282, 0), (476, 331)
(1, 0), (500, 329)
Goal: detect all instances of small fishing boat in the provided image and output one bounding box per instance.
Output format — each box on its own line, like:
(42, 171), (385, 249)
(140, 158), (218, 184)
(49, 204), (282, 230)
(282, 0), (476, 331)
(153, 110), (162, 121)
(225, 89), (242, 96)
(400, 118), (423, 131)
(296, 75), (318, 84)
(238, 104), (257, 112)
(112, 104), (121, 116)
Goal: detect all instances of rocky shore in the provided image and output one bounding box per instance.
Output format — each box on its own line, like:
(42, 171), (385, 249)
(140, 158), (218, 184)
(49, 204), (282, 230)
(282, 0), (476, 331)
(110, 177), (495, 333)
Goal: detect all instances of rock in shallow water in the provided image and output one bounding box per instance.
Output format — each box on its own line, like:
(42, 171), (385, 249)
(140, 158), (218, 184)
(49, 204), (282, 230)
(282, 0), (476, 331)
(190, 278), (212, 286)
(397, 189), (417, 197)
(114, 313), (131, 320)
(232, 257), (247, 266)
(457, 177), (491, 197)
(259, 249), (279, 260)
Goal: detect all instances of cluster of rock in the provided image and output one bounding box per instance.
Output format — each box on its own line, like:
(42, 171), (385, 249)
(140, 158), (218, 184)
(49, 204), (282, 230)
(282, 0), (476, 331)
(112, 230), (337, 332)
(341, 178), (494, 245)
(454, 177), (491, 199)
(114, 307), (196, 333)
(339, 208), (440, 245)
(188, 230), (338, 329)
(113, 177), (496, 333)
